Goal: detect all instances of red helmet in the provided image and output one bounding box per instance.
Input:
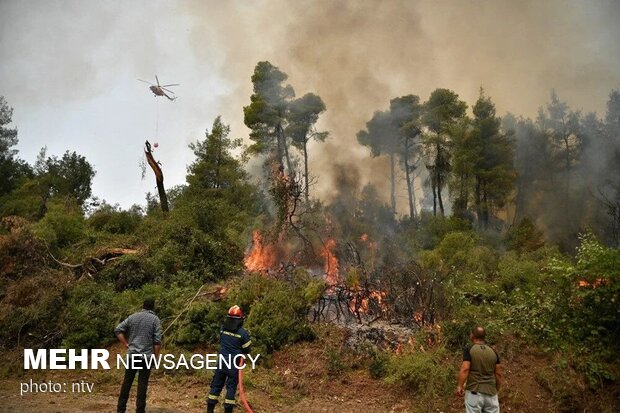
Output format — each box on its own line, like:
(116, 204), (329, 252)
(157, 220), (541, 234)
(228, 305), (244, 318)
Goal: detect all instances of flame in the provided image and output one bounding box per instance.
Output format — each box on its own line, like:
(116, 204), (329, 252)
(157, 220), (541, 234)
(321, 238), (340, 285)
(577, 278), (607, 288)
(245, 230), (276, 272)
(359, 233), (378, 268)
(348, 289), (387, 314)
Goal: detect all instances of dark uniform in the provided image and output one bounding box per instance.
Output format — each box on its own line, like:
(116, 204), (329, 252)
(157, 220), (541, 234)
(207, 315), (252, 413)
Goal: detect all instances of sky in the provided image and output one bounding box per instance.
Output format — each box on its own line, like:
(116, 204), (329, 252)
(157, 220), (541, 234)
(1, 0), (619, 209)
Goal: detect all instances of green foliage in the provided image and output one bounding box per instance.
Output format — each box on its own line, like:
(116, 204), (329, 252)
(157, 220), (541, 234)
(87, 203), (142, 234)
(385, 346), (455, 399)
(496, 252), (539, 294)
(172, 299), (229, 346)
(99, 254), (155, 291)
(0, 96), (32, 199)
(140, 206), (246, 283)
(34, 148), (96, 206)
(32, 199), (88, 250)
(234, 272), (323, 353)
(505, 218), (545, 253)
(408, 212), (471, 250)
(326, 347), (347, 376)
(135, 117), (260, 284)
(62, 282), (121, 349)
(368, 349), (390, 379)
(287, 93), (327, 150)
(0, 216), (48, 282)
(536, 364), (589, 411)
(0, 270), (69, 349)
(243, 61), (295, 160)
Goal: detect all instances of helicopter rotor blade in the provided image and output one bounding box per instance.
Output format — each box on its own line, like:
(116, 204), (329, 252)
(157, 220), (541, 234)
(137, 79), (154, 85)
(160, 84), (179, 87)
(161, 87), (177, 94)
(155, 75), (160, 87)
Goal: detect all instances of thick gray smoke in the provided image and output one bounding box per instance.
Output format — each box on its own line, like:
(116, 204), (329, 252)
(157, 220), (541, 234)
(1, 0), (619, 213)
(181, 0), (620, 212)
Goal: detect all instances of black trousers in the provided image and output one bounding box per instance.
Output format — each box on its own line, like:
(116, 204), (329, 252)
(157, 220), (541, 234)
(117, 358), (152, 413)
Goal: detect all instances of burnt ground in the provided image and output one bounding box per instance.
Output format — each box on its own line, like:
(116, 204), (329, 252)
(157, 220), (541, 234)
(0, 329), (617, 413)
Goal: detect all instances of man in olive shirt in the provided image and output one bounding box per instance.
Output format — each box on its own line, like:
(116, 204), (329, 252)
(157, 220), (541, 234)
(456, 326), (503, 413)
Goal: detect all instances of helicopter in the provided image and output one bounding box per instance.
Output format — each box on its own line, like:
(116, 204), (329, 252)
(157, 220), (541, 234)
(138, 76), (179, 101)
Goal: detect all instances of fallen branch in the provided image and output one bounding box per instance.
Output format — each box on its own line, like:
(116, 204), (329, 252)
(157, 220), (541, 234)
(46, 245), (138, 278)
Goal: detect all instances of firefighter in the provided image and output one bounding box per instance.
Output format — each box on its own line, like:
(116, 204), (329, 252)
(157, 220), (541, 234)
(207, 305), (252, 413)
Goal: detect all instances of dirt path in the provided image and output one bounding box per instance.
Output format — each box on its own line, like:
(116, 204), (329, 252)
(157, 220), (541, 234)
(0, 339), (563, 413)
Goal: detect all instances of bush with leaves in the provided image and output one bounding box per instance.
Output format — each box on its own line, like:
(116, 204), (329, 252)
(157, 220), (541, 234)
(61, 282), (122, 349)
(98, 254), (156, 292)
(385, 346), (455, 400)
(87, 203), (142, 234)
(235, 272), (324, 354)
(32, 199), (88, 251)
(0, 271), (70, 349)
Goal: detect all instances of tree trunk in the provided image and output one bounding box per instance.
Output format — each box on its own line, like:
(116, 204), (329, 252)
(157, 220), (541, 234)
(437, 172), (445, 216)
(404, 149), (415, 219)
(275, 123), (284, 168)
(303, 139), (309, 203)
(145, 141), (169, 214)
(482, 185), (489, 227)
(215, 130), (222, 189)
(435, 141), (445, 216)
(389, 151), (396, 215)
(564, 136), (571, 227)
(278, 123), (293, 173)
(431, 177), (437, 216)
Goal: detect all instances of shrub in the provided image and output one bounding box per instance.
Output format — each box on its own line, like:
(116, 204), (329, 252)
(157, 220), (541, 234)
(326, 347), (347, 376)
(412, 213), (472, 250)
(368, 349), (390, 379)
(505, 218), (545, 254)
(385, 346), (455, 400)
(496, 251), (539, 295)
(99, 254), (156, 291)
(32, 199), (88, 250)
(87, 203), (142, 234)
(61, 282), (123, 349)
(172, 299), (230, 346)
(0, 216), (48, 282)
(236, 272), (324, 353)
(0, 271), (70, 349)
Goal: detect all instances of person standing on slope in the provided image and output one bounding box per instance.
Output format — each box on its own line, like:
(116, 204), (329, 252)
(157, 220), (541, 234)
(207, 305), (252, 413)
(115, 298), (162, 413)
(455, 325), (503, 413)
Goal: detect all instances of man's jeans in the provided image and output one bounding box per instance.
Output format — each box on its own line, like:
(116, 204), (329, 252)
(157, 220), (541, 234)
(465, 390), (500, 413)
(117, 357), (152, 413)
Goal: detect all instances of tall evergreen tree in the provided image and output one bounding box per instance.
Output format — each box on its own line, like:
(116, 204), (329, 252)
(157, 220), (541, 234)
(243, 61), (296, 172)
(0, 97), (31, 197)
(286, 93), (328, 203)
(470, 90), (515, 227)
(357, 110), (399, 215)
(422, 89), (467, 216)
(390, 95), (423, 219)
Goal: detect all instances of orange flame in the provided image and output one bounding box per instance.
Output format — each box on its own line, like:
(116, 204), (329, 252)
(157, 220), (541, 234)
(577, 278), (607, 288)
(349, 290), (387, 314)
(245, 230), (276, 272)
(321, 239), (340, 285)
(359, 233), (378, 268)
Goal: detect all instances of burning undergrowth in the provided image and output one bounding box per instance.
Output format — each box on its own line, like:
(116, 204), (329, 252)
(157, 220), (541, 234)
(243, 223), (442, 351)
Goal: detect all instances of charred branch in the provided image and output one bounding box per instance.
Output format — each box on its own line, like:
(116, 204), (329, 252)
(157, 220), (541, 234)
(145, 140), (169, 214)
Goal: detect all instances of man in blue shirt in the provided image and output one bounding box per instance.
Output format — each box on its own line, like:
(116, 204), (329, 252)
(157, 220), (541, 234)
(207, 305), (252, 413)
(115, 298), (162, 413)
